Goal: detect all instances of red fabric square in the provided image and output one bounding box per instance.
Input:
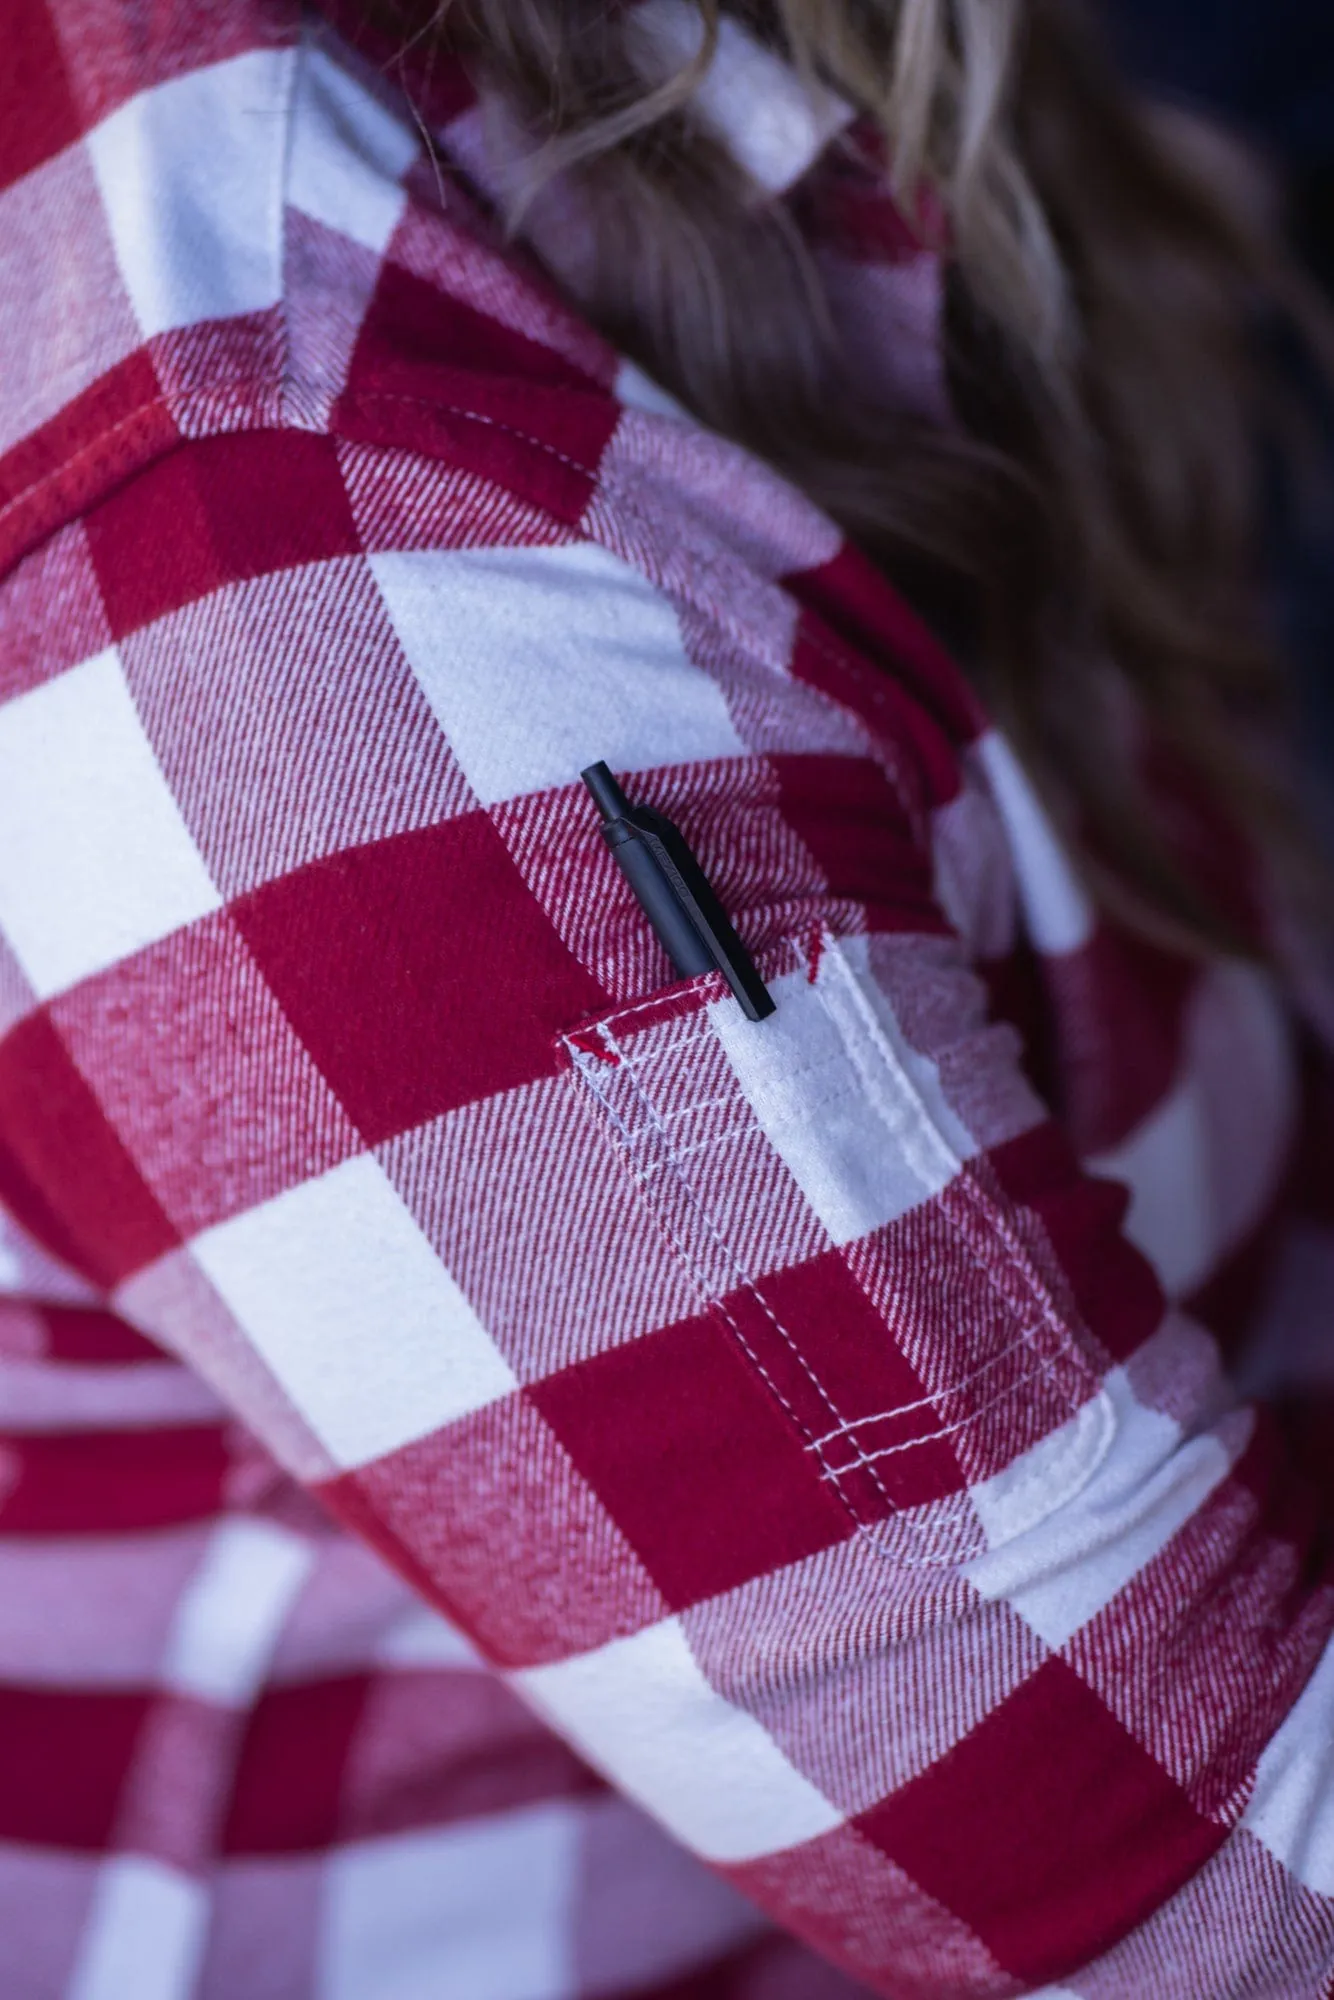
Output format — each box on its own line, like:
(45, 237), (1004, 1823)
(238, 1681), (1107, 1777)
(1043, 927), (1196, 1157)
(36, 1304), (164, 1363)
(731, 1251), (970, 1520)
(531, 1307), (854, 1608)
(50, 2), (270, 129)
(859, 1656), (1224, 1986)
(989, 1124), (1162, 1367)
(328, 1393), (667, 1668)
(318, 3), (476, 126)
(335, 375), (616, 529)
(772, 754), (948, 937)
(50, 912), (362, 1238)
(0, 1010), (177, 1288)
(84, 431), (361, 638)
(752, 1248), (972, 1512)
(337, 262), (620, 526)
(222, 1675), (369, 1855)
(0, 1), (81, 185)
(347, 260), (603, 405)
(1186, 1223), (1283, 1364)
(0, 1426), (229, 1535)
(0, 1685), (149, 1849)
(233, 814), (609, 1145)
(785, 547), (982, 779)
(339, 1670), (602, 1843)
(0, 352), (174, 580)
(0, 522), (111, 705)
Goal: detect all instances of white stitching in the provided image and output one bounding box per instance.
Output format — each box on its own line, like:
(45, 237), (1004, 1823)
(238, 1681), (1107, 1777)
(597, 1024), (901, 1510)
(806, 1336), (1046, 1446)
(582, 1060), (1066, 1552)
(572, 1034), (882, 1546)
(614, 1076), (868, 1160)
(561, 931), (1104, 1564)
(817, 1362), (1052, 1477)
(584, 982), (721, 1029)
(563, 1021), (718, 1068)
(347, 390), (600, 481)
(811, 945), (1091, 1399)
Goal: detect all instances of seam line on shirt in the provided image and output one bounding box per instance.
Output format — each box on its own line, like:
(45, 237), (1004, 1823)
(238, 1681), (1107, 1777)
(575, 1015), (1054, 1443)
(814, 939), (1095, 1394)
(566, 1014), (891, 1543)
(816, 1361), (1055, 1478)
(807, 1338), (1055, 1447)
(565, 1009), (1038, 1564)
(10, 393), (944, 876)
(566, 934), (1114, 1557)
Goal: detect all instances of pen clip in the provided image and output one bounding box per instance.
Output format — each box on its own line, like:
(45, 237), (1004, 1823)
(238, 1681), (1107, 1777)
(581, 763), (776, 1022)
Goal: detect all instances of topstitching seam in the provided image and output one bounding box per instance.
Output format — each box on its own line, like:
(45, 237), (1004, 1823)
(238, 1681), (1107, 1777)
(565, 1022), (1057, 1565)
(577, 1020), (903, 1538)
(812, 942), (1093, 1399)
(563, 929), (1110, 1551)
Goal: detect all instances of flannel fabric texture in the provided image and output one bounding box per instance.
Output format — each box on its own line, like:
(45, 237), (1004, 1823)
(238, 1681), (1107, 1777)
(3, 2), (1334, 1995)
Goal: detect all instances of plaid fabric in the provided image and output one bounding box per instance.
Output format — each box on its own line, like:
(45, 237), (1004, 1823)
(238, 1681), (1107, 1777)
(4, 3), (1334, 1995)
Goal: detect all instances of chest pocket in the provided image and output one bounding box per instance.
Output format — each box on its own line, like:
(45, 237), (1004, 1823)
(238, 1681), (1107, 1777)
(556, 928), (1114, 1572)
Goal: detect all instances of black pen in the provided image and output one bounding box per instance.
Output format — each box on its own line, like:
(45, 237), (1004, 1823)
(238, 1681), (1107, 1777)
(581, 762), (775, 1021)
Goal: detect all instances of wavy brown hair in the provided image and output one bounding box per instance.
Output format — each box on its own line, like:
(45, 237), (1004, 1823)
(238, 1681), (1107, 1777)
(362, 0), (1334, 952)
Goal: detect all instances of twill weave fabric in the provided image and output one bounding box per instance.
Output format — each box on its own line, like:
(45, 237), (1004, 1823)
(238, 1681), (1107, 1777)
(3, 3), (1334, 1996)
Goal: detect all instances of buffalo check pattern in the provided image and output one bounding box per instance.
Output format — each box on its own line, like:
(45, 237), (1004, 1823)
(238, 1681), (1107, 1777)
(4, 2), (1334, 1996)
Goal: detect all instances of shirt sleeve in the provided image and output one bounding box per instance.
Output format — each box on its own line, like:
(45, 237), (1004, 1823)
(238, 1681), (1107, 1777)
(5, 431), (1334, 1996)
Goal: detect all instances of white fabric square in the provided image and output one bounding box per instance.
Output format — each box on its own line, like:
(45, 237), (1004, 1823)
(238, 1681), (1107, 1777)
(0, 1533), (206, 1688)
(1088, 1070), (1212, 1301)
(67, 1857), (207, 2000)
(964, 1393), (1115, 1555)
(577, 1796), (766, 1989)
(370, 542), (747, 806)
(1242, 1640), (1334, 1896)
(976, 731), (1094, 956)
(0, 1202), (96, 1303)
(0, 1232), (22, 1292)
(710, 934), (975, 1248)
(191, 1153), (517, 1468)
(322, 1807), (579, 2000)
(0, 144), (140, 459)
(966, 1361), (1240, 1647)
(289, 39), (417, 254)
(613, 358), (692, 423)
(0, 649), (221, 998)
(0, 1848), (101, 2000)
(1194, 962), (1298, 1257)
(1088, 960), (1298, 1302)
(629, 4), (854, 194)
(87, 49), (291, 338)
(161, 1519), (314, 1706)
(374, 1603), (485, 1671)
(515, 1618), (843, 1863)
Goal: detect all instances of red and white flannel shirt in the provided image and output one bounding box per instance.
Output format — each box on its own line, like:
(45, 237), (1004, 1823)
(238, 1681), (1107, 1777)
(4, 2), (1334, 1995)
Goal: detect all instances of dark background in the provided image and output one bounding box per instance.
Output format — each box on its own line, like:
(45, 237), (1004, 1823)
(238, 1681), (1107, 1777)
(1106, 0), (1334, 291)
(1103, 0), (1334, 824)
